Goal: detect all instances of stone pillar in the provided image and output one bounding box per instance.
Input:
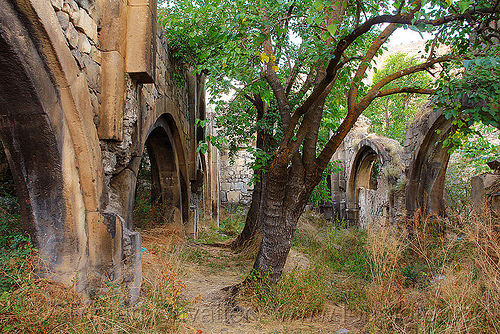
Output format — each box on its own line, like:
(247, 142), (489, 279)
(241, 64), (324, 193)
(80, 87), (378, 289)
(98, 0), (127, 140)
(471, 172), (500, 216)
(125, 0), (156, 83)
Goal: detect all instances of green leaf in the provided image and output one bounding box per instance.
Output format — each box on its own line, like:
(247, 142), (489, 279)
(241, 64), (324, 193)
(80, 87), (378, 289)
(327, 23), (337, 36)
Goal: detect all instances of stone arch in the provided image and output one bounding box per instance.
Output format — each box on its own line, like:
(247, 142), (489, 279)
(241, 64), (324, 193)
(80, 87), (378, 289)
(143, 115), (186, 231)
(0, 0), (105, 289)
(347, 138), (403, 226)
(405, 109), (455, 217)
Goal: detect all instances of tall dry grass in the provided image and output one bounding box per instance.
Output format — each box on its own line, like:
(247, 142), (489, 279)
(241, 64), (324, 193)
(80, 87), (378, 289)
(364, 208), (500, 333)
(0, 226), (191, 333)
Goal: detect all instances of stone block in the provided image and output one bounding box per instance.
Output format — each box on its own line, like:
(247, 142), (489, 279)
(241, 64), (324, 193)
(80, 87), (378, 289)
(78, 33), (91, 53)
(87, 212), (114, 269)
(52, 0), (63, 10)
(125, 5), (155, 83)
(90, 45), (101, 64)
(66, 73), (103, 210)
(75, 8), (97, 42)
(99, 0), (127, 53)
(227, 191), (240, 202)
(57, 11), (69, 31)
(63, 0), (80, 22)
(82, 53), (100, 91)
(98, 51), (125, 140)
(71, 48), (84, 69)
(75, 0), (94, 12)
(65, 22), (79, 49)
(472, 173), (500, 209)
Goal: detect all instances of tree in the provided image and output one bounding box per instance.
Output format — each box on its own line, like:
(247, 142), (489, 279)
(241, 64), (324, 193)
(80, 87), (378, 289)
(365, 52), (432, 143)
(161, 0), (500, 283)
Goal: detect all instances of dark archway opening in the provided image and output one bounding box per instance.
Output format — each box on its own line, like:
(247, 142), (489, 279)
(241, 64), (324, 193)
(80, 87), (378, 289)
(0, 139), (31, 292)
(133, 119), (185, 232)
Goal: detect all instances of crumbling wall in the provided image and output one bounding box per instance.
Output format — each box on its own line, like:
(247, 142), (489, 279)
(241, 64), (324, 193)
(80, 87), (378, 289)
(219, 149), (254, 205)
(330, 116), (406, 227)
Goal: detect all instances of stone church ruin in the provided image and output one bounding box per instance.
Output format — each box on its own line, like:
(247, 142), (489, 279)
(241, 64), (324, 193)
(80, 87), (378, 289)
(329, 105), (460, 227)
(1, 0), (497, 302)
(0, 0), (218, 300)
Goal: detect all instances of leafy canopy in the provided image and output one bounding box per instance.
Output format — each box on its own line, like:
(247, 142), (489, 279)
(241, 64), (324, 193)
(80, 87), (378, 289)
(160, 0), (500, 188)
(365, 52), (432, 143)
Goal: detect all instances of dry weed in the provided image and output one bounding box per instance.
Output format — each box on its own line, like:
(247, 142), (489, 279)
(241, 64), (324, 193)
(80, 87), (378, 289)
(364, 209), (500, 333)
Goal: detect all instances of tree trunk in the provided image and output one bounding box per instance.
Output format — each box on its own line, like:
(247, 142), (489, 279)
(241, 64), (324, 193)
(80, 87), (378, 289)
(252, 162), (311, 283)
(230, 96), (275, 252)
(230, 169), (266, 251)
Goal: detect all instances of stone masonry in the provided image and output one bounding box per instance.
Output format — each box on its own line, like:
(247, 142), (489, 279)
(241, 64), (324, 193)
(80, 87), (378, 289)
(219, 149), (254, 205)
(0, 0), (217, 301)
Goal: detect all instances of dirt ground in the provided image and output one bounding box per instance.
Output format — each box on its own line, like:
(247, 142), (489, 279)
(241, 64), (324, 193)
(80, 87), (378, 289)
(141, 230), (365, 334)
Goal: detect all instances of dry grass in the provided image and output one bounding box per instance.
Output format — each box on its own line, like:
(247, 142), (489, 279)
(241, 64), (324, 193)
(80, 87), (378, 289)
(0, 226), (191, 333)
(2, 205), (500, 333)
(364, 209), (500, 333)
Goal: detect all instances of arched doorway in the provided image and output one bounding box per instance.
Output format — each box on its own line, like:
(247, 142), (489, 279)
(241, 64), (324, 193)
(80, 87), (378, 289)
(347, 146), (380, 225)
(132, 115), (189, 232)
(0, 0), (105, 289)
(346, 138), (404, 227)
(405, 110), (455, 217)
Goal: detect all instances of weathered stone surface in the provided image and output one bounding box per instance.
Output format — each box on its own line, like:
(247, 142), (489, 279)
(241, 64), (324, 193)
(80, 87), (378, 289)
(1, 0), (214, 302)
(472, 173), (500, 208)
(127, 0), (155, 6)
(52, 0), (64, 10)
(75, 0), (94, 12)
(227, 191), (240, 202)
(78, 33), (91, 53)
(65, 22), (79, 49)
(90, 45), (101, 64)
(63, 0), (80, 22)
(125, 5), (154, 83)
(99, 0), (127, 53)
(82, 53), (100, 91)
(56, 11), (70, 31)
(75, 8), (98, 42)
(98, 51), (125, 140)
(71, 48), (84, 69)
(330, 115), (405, 226)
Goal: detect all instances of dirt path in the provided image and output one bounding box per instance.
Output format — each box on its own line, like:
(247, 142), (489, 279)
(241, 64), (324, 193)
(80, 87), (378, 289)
(174, 244), (365, 334)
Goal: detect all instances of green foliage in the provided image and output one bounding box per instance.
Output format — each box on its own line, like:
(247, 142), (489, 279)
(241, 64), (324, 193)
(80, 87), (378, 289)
(365, 52), (432, 143)
(197, 204), (246, 243)
(292, 213), (370, 310)
(433, 46), (500, 151)
(445, 155), (474, 218)
(159, 0), (381, 158)
(159, 0), (500, 214)
(246, 266), (329, 320)
(0, 205), (35, 293)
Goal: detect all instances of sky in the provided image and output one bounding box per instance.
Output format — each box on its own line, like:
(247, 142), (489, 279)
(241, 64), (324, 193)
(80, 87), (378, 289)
(387, 27), (433, 45)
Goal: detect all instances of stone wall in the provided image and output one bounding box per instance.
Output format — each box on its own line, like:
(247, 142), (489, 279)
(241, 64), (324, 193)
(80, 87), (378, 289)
(0, 0), (215, 300)
(472, 172), (500, 216)
(219, 149), (254, 204)
(330, 115), (406, 227)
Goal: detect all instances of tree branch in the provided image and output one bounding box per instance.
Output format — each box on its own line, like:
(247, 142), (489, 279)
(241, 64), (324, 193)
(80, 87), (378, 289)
(315, 55), (454, 172)
(377, 87), (434, 97)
